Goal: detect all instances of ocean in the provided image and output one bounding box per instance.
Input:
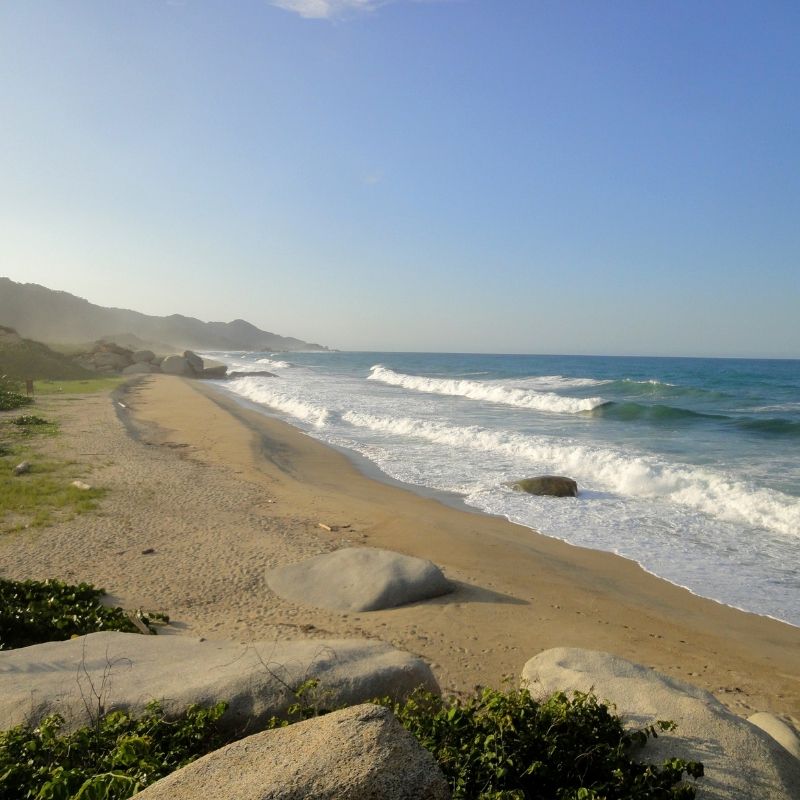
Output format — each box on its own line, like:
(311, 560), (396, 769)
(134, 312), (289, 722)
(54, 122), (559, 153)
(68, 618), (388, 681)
(208, 351), (800, 627)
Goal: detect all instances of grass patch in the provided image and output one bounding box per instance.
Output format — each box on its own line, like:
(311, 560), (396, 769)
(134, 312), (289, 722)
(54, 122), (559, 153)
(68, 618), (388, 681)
(0, 415), (102, 532)
(33, 377), (126, 395)
(0, 463), (105, 530)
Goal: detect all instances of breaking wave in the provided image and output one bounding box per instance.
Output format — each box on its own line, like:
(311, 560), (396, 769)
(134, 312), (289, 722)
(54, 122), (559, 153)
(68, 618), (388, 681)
(341, 410), (800, 537)
(367, 365), (605, 414)
(226, 377), (330, 427)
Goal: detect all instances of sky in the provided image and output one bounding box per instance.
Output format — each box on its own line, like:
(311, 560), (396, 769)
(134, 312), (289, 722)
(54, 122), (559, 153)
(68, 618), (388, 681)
(0, 1), (798, 357)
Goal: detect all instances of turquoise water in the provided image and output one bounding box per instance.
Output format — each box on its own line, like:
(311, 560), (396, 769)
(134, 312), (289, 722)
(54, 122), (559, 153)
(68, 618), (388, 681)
(212, 352), (800, 625)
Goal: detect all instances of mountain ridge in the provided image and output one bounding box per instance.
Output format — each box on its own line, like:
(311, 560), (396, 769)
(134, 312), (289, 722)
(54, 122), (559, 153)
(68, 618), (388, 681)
(0, 278), (329, 353)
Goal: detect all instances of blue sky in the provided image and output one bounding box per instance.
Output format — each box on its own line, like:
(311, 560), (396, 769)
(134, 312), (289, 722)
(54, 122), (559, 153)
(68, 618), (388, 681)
(1, 1), (798, 356)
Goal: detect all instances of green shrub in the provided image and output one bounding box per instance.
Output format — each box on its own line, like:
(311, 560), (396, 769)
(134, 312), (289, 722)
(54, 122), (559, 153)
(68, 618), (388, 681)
(0, 375), (31, 411)
(0, 684), (703, 800)
(0, 700), (229, 800)
(382, 687), (703, 799)
(0, 578), (166, 651)
(11, 415), (49, 426)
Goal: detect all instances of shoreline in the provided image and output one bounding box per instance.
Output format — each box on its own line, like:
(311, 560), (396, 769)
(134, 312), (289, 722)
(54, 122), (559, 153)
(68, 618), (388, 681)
(2, 374), (799, 726)
(211, 378), (800, 631)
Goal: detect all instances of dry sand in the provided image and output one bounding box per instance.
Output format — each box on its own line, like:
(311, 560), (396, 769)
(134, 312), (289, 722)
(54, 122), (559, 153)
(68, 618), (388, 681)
(2, 375), (798, 726)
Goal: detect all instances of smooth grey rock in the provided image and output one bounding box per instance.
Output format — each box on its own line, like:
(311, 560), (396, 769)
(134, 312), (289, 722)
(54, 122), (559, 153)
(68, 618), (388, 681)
(135, 704), (451, 800)
(268, 547), (454, 612)
(133, 349), (156, 363)
(521, 648), (800, 800)
(122, 362), (158, 375)
(161, 355), (194, 376)
(509, 475), (578, 497)
(0, 632), (437, 735)
(747, 712), (800, 759)
(183, 350), (204, 374)
(13, 461), (31, 475)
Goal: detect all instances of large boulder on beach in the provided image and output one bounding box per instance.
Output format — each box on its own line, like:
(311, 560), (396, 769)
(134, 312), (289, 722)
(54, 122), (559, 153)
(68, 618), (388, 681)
(509, 475), (578, 497)
(0, 632), (438, 735)
(183, 350), (204, 374)
(133, 349), (156, 363)
(161, 355), (194, 376)
(747, 712), (800, 759)
(200, 358), (228, 378)
(267, 547), (454, 612)
(135, 704), (451, 800)
(521, 648), (800, 800)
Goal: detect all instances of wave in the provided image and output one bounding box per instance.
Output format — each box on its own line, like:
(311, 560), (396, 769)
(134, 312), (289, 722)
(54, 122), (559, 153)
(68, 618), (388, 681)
(256, 357), (293, 369)
(341, 411), (800, 537)
(589, 401), (727, 424)
(226, 377), (330, 427)
(734, 417), (800, 437)
(367, 366), (605, 414)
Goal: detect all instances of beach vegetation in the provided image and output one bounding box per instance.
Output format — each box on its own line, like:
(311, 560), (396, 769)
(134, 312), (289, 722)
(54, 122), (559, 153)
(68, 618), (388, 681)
(0, 578), (168, 651)
(0, 375), (32, 411)
(0, 681), (702, 799)
(0, 700), (228, 800)
(0, 412), (103, 531)
(383, 686), (703, 799)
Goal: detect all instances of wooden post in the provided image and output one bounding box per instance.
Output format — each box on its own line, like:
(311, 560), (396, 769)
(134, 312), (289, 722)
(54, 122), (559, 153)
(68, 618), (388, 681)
(25, 379), (34, 397)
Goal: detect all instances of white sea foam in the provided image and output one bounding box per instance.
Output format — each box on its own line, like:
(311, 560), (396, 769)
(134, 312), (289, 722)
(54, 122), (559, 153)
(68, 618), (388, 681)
(341, 411), (800, 537)
(256, 357), (292, 369)
(367, 366), (605, 413)
(227, 377), (330, 427)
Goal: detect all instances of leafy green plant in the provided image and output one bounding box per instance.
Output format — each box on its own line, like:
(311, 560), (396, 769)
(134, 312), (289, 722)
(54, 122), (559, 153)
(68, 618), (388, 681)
(0, 375), (32, 411)
(381, 687), (703, 799)
(0, 701), (228, 800)
(11, 415), (50, 426)
(0, 578), (167, 651)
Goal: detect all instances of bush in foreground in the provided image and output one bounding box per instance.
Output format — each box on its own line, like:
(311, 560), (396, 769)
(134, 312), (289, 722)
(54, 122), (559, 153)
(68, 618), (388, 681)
(0, 701), (229, 800)
(0, 578), (165, 651)
(0, 376), (32, 411)
(0, 686), (702, 800)
(384, 687), (703, 799)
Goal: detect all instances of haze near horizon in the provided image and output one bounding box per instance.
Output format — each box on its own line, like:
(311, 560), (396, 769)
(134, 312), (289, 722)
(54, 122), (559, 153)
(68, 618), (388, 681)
(1, 1), (798, 358)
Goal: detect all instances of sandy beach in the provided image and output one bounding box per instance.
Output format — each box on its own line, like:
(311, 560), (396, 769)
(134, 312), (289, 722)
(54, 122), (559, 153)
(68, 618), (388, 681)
(2, 374), (798, 725)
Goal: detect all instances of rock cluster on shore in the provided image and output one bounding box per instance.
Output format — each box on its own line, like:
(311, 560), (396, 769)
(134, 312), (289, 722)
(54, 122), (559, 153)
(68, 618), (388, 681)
(75, 341), (227, 378)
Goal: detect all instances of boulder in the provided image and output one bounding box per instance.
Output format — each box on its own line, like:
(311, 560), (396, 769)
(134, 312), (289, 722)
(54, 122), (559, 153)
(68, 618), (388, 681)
(509, 475), (578, 497)
(13, 461), (31, 476)
(122, 362), (159, 375)
(267, 547), (454, 612)
(133, 349), (156, 363)
(135, 704), (451, 800)
(161, 355), (194, 376)
(747, 712), (800, 759)
(183, 350), (204, 374)
(521, 648), (800, 800)
(0, 632), (437, 735)
(199, 358), (228, 379)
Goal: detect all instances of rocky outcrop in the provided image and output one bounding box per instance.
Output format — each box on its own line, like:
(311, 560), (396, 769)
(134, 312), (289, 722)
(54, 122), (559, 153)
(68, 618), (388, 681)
(72, 342), (226, 378)
(521, 648), (800, 800)
(135, 704), (451, 800)
(0, 632), (437, 735)
(267, 548), (454, 612)
(160, 355), (194, 376)
(509, 475), (578, 497)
